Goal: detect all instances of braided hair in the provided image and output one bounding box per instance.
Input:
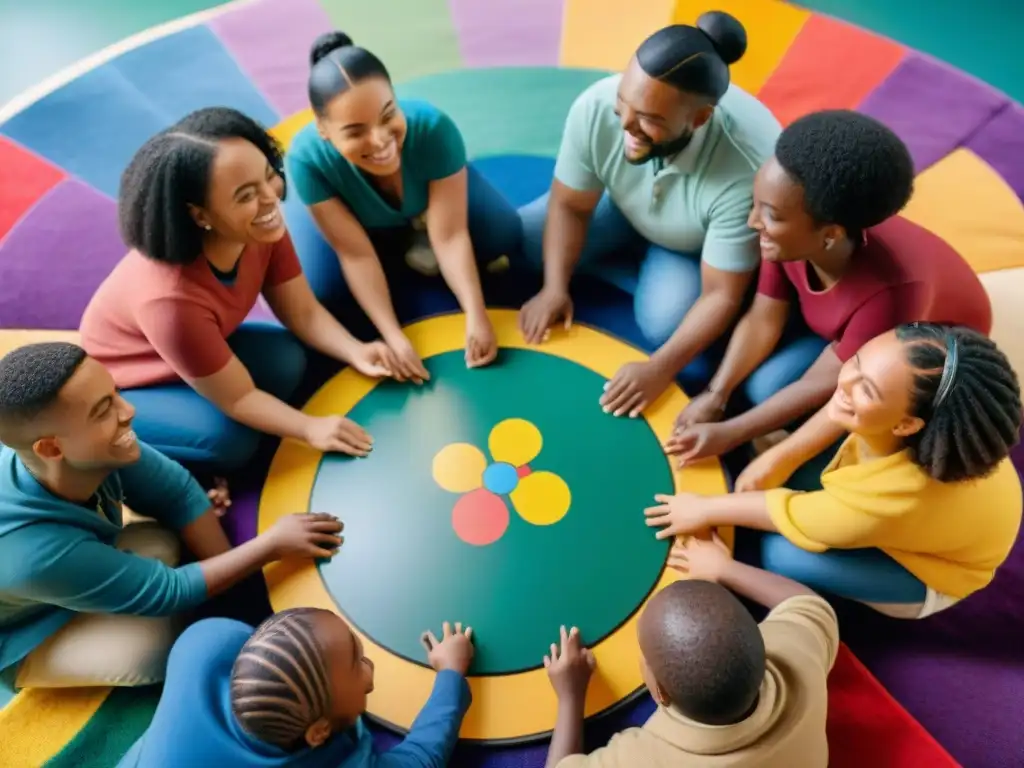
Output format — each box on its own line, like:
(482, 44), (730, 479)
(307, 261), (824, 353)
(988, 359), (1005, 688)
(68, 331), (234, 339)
(230, 608), (333, 750)
(895, 323), (1021, 483)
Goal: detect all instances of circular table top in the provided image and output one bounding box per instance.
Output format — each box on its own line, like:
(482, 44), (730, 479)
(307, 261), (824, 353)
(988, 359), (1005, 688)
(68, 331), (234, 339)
(260, 309), (729, 743)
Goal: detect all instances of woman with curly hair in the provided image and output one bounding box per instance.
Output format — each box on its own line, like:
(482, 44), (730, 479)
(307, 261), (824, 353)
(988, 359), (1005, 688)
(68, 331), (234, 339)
(648, 323), (1022, 618)
(80, 107), (395, 470)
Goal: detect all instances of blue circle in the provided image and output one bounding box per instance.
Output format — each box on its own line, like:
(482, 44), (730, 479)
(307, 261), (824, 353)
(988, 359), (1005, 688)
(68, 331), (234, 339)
(482, 462), (519, 495)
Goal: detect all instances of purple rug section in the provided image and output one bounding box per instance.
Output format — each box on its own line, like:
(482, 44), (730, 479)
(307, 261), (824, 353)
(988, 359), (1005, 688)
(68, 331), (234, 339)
(965, 102), (1024, 204)
(447, 0), (565, 67)
(0, 179), (124, 330)
(208, 0), (332, 118)
(857, 51), (1008, 173)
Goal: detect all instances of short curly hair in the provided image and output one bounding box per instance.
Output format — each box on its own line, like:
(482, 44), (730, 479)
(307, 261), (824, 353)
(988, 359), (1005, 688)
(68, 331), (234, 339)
(775, 109), (914, 241)
(0, 342), (88, 447)
(118, 107), (286, 266)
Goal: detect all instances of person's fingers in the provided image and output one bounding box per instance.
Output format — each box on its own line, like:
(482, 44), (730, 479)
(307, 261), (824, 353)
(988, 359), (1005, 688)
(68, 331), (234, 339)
(421, 631), (437, 652)
(306, 513), (342, 525)
(644, 503), (670, 516)
(308, 519), (344, 534)
(442, 621), (452, 639)
(337, 418), (371, 442)
(550, 642), (559, 661)
(328, 437), (370, 457)
(564, 302), (573, 330)
(312, 533), (344, 547)
(613, 391), (644, 418)
(676, 439), (710, 468)
(455, 621), (463, 635)
(629, 398), (647, 419)
(655, 524), (681, 540)
(543, 655), (551, 668)
(600, 372), (631, 406)
(523, 310), (545, 344)
(559, 624), (569, 650)
(711, 531), (729, 552)
(645, 513), (671, 528)
(465, 626), (473, 641)
(408, 353), (431, 381)
(653, 493), (675, 504)
(307, 545), (339, 559)
(584, 648), (596, 669)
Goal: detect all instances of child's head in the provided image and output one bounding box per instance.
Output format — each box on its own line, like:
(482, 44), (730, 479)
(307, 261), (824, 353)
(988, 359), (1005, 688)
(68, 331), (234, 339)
(637, 580), (765, 725)
(230, 608), (375, 750)
(826, 323), (1021, 482)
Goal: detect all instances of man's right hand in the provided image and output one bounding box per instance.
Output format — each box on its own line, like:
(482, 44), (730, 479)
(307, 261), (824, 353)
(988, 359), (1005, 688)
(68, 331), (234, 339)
(266, 513), (343, 560)
(519, 288), (573, 344)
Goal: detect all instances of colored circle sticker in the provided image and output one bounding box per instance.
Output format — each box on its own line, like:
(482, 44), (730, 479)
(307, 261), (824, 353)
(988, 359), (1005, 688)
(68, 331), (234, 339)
(260, 310), (730, 744)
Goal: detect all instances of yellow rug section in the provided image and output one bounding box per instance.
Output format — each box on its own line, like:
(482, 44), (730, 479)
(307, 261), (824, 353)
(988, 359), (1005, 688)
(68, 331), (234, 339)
(0, 687), (111, 768)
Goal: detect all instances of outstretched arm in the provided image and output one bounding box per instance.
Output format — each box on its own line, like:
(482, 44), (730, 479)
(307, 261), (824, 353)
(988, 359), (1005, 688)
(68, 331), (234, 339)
(375, 671), (471, 768)
(425, 168), (487, 320)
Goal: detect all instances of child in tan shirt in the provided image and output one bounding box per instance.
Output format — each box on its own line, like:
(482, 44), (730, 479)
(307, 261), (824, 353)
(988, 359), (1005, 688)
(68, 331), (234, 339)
(542, 534), (838, 767)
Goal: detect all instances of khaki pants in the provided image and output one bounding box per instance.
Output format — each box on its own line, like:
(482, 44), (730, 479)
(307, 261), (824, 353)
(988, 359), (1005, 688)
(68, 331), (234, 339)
(15, 523), (186, 689)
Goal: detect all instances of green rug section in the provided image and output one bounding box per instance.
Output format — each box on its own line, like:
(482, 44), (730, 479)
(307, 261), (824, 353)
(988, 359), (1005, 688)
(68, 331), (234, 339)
(319, 0), (462, 85)
(396, 67), (610, 160)
(43, 686), (160, 768)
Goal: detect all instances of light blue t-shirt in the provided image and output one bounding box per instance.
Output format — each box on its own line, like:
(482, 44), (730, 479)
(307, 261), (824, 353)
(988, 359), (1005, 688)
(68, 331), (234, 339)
(555, 74), (781, 272)
(0, 442), (210, 671)
(286, 99), (467, 229)
(119, 618), (471, 768)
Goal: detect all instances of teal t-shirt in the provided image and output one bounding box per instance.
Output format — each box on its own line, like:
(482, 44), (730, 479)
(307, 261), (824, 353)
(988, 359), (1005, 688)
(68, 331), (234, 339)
(285, 99), (467, 229)
(0, 442), (210, 672)
(555, 74), (781, 273)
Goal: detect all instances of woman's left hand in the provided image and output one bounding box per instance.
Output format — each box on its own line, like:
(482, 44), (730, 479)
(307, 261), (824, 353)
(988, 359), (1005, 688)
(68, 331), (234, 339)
(465, 313), (498, 369)
(644, 493), (712, 539)
(350, 341), (395, 378)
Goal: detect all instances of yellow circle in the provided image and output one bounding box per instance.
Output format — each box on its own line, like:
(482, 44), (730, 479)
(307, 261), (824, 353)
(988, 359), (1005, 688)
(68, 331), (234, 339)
(511, 470), (571, 525)
(488, 417), (543, 466)
(260, 309), (731, 742)
(432, 443), (487, 493)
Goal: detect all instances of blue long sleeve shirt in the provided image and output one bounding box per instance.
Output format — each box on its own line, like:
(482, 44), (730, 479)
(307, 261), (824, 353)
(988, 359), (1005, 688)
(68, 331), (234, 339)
(118, 618), (471, 767)
(0, 442), (211, 671)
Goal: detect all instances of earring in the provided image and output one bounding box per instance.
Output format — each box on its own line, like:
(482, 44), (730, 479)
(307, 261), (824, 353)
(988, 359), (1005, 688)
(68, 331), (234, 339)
(824, 238), (834, 250)
(203, 224), (212, 231)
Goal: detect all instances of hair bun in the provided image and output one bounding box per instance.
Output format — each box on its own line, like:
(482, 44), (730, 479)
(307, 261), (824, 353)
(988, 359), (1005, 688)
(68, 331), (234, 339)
(310, 31), (354, 66)
(697, 11), (747, 65)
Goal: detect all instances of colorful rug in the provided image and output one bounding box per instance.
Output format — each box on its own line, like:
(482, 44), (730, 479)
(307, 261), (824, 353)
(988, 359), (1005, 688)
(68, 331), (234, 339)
(1, 0), (1022, 766)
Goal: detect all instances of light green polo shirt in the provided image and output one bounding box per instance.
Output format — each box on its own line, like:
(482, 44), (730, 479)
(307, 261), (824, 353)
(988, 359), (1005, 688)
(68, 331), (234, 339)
(554, 75), (781, 272)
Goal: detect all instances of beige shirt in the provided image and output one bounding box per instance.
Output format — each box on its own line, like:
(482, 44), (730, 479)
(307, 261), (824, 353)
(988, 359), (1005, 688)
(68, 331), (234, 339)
(558, 596), (839, 768)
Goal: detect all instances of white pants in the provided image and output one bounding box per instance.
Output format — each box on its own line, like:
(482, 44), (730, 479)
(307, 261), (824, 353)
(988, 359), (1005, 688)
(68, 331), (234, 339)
(15, 523), (186, 689)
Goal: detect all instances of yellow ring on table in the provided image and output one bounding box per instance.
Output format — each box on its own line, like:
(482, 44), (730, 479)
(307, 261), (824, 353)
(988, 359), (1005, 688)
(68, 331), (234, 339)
(258, 308), (730, 742)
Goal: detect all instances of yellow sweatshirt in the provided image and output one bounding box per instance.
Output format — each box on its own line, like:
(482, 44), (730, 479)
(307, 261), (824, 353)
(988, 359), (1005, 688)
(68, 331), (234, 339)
(765, 437), (1022, 599)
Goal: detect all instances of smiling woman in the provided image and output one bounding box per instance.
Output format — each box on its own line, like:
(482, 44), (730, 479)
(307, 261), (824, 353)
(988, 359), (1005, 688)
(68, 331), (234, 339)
(284, 31), (523, 380)
(77, 106), (397, 471)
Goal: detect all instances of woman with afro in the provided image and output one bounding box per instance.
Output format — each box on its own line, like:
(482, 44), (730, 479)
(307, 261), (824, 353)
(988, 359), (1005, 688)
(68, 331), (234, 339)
(667, 109), (993, 475)
(649, 322), (1022, 618)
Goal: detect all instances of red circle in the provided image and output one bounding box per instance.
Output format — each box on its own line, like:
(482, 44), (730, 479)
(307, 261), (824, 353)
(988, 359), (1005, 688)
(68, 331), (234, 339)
(452, 488), (509, 546)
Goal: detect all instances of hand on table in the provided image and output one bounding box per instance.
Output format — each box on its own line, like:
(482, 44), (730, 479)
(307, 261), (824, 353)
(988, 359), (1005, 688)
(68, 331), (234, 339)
(267, 513), (343, 560)
(465, 312), (498, 369)
(734, 446), (798, 492)
(667, 532), (731, 581)
(664, 421), (739, 467)
(600, 361), (671, 418)
(673, 390), (727, 431)
(382, 333), (431, 384)
(350, 341), (396, 379)
(305, 415), (374, 457)
(207, 477), (231, 517)
(421, 621), (475, 676)
(519, 288), (573, 344)
(544, 625), (596, 702)
(644, 493), (711, 540)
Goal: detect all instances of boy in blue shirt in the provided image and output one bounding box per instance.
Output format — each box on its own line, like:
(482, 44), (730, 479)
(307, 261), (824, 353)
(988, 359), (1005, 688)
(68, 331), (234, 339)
(0, 342), (344, 690)
(119, 610), (474, 767)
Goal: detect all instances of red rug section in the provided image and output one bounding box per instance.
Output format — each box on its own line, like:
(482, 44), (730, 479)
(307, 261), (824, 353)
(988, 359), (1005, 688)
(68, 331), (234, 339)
(0, 136), (65, 242)
(828, 644), (961, 768)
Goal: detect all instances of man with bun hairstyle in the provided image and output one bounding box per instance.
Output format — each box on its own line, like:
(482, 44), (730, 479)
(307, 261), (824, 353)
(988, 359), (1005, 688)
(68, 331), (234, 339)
(518, 12), (781, 419)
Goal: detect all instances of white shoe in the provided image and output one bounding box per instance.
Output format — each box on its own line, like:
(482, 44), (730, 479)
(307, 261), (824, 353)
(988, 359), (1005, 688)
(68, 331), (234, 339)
(405, 240), (440, 276)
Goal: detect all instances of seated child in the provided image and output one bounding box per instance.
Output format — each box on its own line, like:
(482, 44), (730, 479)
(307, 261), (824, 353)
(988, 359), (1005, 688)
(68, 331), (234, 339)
(543, 534), (836, 767)
(647, 322), (1023, 618)
(118, 609), (474, 767)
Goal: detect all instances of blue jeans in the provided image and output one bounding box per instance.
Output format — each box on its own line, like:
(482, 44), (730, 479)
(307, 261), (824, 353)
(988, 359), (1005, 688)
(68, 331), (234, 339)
(761, 534), (927, 604)
(519, 192), (698, 349)
(298, 163), (523, 311)
(122, 322), (307, 471)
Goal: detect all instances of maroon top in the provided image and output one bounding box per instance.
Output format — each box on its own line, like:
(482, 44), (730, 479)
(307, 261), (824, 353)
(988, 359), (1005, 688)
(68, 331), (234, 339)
(757, 216), (992, 361)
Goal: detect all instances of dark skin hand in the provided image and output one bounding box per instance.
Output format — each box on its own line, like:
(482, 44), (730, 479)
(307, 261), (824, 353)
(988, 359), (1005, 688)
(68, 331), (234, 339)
(599, 263), (752, 418)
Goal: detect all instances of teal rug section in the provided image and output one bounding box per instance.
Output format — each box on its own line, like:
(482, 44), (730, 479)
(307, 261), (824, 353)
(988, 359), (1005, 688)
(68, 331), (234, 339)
(397, 67), (610, 160)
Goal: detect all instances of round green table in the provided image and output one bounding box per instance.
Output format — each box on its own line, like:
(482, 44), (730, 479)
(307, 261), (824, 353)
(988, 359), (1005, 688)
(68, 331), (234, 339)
(260, 309), (729, 743)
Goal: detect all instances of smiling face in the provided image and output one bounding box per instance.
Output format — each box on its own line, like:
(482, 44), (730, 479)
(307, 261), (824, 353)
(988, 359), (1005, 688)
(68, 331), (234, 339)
(188, 137), (287, 246)
(316, 76), (406, 176)
(747, 155), (838, 263)
(827, 330), (926, 440)
(615, 56), (714, 165)
(33, 357), (140, 471)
